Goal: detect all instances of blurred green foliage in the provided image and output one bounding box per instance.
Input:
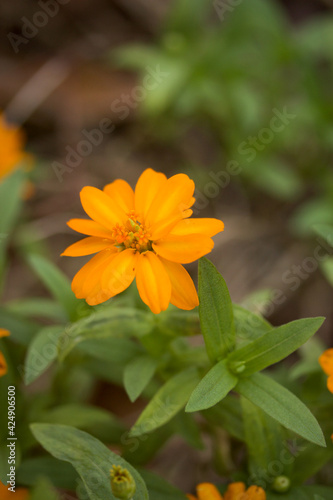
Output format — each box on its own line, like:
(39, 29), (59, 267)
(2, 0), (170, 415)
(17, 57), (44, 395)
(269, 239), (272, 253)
(114, 0), (333, 235)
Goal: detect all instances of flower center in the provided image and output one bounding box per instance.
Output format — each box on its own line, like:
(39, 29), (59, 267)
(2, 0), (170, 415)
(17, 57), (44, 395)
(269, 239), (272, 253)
(111, 211), (152, 252)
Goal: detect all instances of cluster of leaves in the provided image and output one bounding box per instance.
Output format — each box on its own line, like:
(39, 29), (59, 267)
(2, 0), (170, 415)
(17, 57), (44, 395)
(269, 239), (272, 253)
(113, 0), (333, 234)
(1, 171), (333, 499)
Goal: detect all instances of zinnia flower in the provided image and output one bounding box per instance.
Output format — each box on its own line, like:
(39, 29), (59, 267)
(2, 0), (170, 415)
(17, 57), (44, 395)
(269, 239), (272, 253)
(187, 482), (266, 500)
(319, 348), (333, 393)
(0, 329), (10, 377)
(0, 113), (29, 181)
(62, 168), (224, 313)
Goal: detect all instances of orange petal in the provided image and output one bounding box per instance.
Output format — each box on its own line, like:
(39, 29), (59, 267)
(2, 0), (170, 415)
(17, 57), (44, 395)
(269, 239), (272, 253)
(0, 351), (7, 377)
(150, 211), (189, 241)
(72, 248), (118, 299)
(136, 252), (171, 314)
(224, 482), (246, 500)
(99, 248), (137, 300)
(196, 483), (223, 500)
(0, 329), (10, 338)
(67, 218), (114, 239)
(327, 375), (333, 394)
(80, 186), (127, 229)
(62, 237), (114, 257)
(146, 173), (195, 237)
(319, 349), (333, 376)
(188, 196), (196, 208)
(153, 234), (214, 264)
(187, 496), (198, 500)
(135, 168), (167, 219)
(160, 258), (198, 310)
(243, 485), (266, 500)
(171, 218), (224, 237)
(103, 179), (135, 213)
(0, 482), (29, 500)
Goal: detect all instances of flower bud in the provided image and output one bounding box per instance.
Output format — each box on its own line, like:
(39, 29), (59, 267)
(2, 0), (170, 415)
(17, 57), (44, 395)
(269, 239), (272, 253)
(110, 465), (136, 500)
(272, 475), (291, 493)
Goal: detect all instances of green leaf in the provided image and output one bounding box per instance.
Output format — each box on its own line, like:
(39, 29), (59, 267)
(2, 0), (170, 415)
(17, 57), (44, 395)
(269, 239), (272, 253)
(198, 258), (235, 362)
(79, 337), (143, 365)
(228, 317), (325, 376)
(6, 298), (66, 322)
(31, 424), (149, 500)
(241, 397), (292, 484)
(233, 304), (272, 345)
(17, 457), (78, 490)
(236, 372), (326, 447)
(26, 253), (79, 322)
(0, 307), (39, 345)
(30, 477), (60, 500)
(57, 307), (152, 361)
(139, 469), (186, 500)
(290, 443), (333, 485)
(186, 359), (238, 412)
(0, 169), (25, 284)
(130, 368), (200, 437)
(320, 257), (333, 287)
(124, 356), (157, 402)
(24, 325), (63, 384)
(203, 395), (244, 441)
(38, 404), (122, 433)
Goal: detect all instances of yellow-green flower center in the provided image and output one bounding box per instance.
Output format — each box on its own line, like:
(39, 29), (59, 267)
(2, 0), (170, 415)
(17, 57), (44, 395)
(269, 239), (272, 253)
(111, 211), (152, 252)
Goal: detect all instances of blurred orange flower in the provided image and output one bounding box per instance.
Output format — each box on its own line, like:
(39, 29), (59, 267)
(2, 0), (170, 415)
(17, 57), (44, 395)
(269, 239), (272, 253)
(319, 348), (333, 393)
(0, 113), (29, 181)
(62, 168), (224, 313)
(187, 482), (266, 500)
(0, 329), (10, 377)
(0, 481), (29, 499)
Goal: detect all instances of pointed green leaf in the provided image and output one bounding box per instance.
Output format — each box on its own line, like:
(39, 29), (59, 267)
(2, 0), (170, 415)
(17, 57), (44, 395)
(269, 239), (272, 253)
(198, 258), (235, 362)
(26, 253), (79, 322)
(24, 325), (63, 384)
(130, 368), (200, 437)
(241, 397), (292, 484)
(0, 169), (25, 284)
(228, 317), (325, 376)
(186, 359), (238, 412)
(236, 373), (326, 447)
(31, 424), (149, 500)
(57, 307), (152, 361)
(124, 356), (157, 402)
(233, 304), (272, 345)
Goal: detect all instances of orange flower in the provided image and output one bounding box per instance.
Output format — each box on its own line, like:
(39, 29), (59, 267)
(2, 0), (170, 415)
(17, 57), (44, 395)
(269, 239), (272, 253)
(62, 168), (224, 313)
(0, 481), (29, 499)
(319, 349), (333, 393)
(0, 329), (10, 377)
(0, 113), (29, 181)
(187, 482), (266, 500)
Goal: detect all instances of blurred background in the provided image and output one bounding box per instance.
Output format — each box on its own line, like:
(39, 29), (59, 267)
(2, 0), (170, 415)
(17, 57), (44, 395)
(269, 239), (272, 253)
(1, 0), (333, 489)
